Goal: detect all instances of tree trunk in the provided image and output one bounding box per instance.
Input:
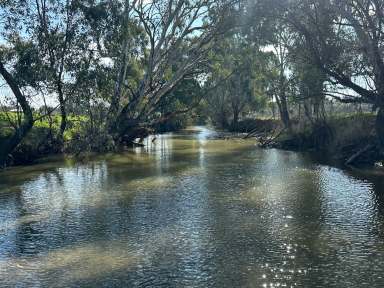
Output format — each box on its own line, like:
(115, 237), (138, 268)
(57, 81), (67, 140)
(106, 6), (131, 133)
(0, 61), (34, 168)
(279, 95), (291, 129)
(376, 106), (384, 155)
(0, 120), (33, 167)
(214, 104), (228, 129)
(232, 109), (239, 131)
(271, 104), (276, 119)
(303, 99), (314, 125)
(107, 43), (128, 132)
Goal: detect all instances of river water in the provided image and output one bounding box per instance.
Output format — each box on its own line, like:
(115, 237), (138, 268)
(1, 126), (384, 287)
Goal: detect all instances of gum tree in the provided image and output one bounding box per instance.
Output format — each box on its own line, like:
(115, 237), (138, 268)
(100, 0), (237, 142)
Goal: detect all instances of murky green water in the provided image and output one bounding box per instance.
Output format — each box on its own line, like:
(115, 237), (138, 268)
(1, 126), (384, 287)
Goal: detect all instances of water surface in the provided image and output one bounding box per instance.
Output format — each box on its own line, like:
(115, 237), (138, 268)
(1, 126), (384, 287)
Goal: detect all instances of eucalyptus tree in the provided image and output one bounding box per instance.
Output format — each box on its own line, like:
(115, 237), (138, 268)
(0, 1), (43, 166)
(227, 42), (268, 129)
(284, 0), (384, 151)
(2, 1), (87, 141)
(205, 34), (269, 129)
(0, 50), (35, 167)
(243, 0), (302, 129)
(33, 0), (84, 140)
(98, 0), (237, 142)
(228, 41), (256, 129)
(0, 0), (101, 165)
(262, 22), (297, 129)
(292, 53), (327, 124)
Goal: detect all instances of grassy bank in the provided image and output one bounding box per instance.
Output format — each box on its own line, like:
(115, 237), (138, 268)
(272, 113), (381, 166)
(0, 112), (89, 165)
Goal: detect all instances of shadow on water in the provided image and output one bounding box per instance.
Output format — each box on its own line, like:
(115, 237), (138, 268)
(1, 126), (384, 287)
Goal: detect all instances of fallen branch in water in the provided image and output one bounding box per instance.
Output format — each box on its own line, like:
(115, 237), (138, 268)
(345, 143), (375, 166)
(243, 125), (272, 139)
(259, 128), (286, 148)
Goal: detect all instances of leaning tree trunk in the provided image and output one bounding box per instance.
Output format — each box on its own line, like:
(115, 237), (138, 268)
(0, 61), (34, 168)
(0, 119), (33, 167)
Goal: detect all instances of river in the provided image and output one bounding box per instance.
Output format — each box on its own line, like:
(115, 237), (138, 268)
(1, 126), (384, 287)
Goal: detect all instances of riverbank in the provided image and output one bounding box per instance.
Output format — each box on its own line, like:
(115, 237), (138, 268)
(0, 111), (191, 168)
(234, 114), (383, 167)
(2, 113), (382, 169)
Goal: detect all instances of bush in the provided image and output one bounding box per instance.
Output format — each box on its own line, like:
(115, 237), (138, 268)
(9, 126), (57, 165)
(65, 129), (116, 155)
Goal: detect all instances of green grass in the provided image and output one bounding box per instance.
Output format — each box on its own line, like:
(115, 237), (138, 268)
(0, 111), (91, 164)
(0, 111), (88, 141)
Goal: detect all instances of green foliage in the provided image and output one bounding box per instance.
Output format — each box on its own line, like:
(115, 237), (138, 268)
(205, 33), (270, 129)
(153, 78), (202, 132)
